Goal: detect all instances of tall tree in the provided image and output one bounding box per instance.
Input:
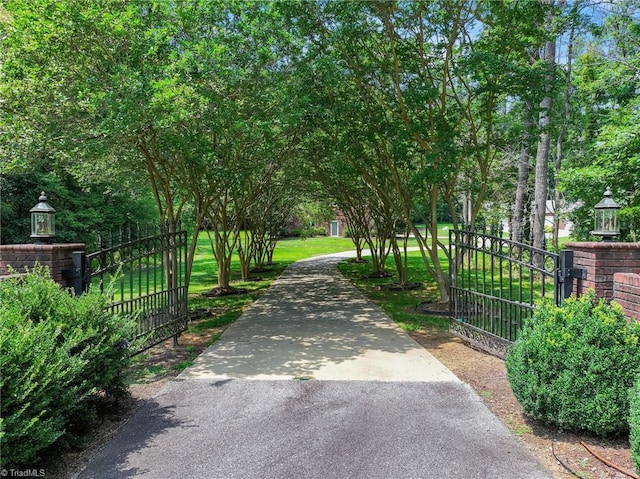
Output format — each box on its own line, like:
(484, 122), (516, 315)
(512, 102), (536, 242)
(559, 0), (640, 240)
(293, 0), (565, 298)
(532, 1), (559, 251)
(1, 1), (303, 290)
(551, 4), (579, 250)
(1, 1), (201, 230)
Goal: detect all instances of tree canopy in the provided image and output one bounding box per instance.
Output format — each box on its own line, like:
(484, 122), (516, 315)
(2, 0), (640, 294)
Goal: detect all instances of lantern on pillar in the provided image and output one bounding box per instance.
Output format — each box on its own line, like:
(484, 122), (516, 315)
(591, 187), (620, 242)
(30, 192), (56, 243)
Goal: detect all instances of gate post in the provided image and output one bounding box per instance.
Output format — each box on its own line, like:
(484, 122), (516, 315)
(558, 249), (587, 302)
(565, 241), (640, 300)
(71, 250), (87, 296)
(559, 249), (574, 302)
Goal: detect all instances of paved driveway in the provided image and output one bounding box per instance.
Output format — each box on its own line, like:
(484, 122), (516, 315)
(78, 255), (552, 479)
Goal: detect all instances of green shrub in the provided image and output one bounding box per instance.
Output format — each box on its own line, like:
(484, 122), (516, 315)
(505, 291), (640, 435)
(289, 226), (327, 238)
(631, 376), (640, 474)
(0, 307), (85, 466)
(0, 266), (135, 467)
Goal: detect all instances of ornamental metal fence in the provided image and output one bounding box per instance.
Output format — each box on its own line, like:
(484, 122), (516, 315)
(449, 226), (581, 358)
(73, 223), (189, 356)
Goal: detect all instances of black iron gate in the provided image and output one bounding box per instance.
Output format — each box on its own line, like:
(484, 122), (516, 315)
(73, 224), (189, 356)
(449, 227), (581, 358)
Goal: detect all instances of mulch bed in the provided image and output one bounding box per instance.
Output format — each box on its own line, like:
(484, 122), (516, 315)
(250, 266), (272, 273)
(415, 300), (450, 316)
(379, 282), (422, 291)
(348, 258), (369, 264)
(360, 271), (394, 279)
(201, 286), (248, 297)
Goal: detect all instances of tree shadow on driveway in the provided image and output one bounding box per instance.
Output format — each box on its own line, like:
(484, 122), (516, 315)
(77, 400), (192, 479)
(179, 255), (456, 382)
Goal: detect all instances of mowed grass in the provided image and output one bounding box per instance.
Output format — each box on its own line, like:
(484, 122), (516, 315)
(187, 235), (451, 341)
(335, 223), (453, 332)
(121, 232), (450, 358)
(337, 252), (449, 332)
(186, 235), (359, 339)
(127, 234), (451, 384)
(188, 235), (355, 295)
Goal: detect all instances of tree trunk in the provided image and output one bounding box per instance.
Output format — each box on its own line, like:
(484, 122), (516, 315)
(237, 221), (253, 280)
(411, 183), (450, 301)
(342, 208), (367, 262)
(533, 31), (556, 252)
(461, 187), (472, 226)
(266, 236), (278, 265)
(237, 244), (251, 281)
(362, 204), (393, 277)
(512, 102), (534, 242)
(217, 250), (232, 289)
(185, 223), (201, 290)
(212, 231), (235, 290)
(206, 206), (239, 290)
(553, 19), (574, 250)
(389, 231), (409, 286)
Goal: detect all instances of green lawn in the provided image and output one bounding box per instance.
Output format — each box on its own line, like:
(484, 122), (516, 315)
(109, 229), (450, 299)
(454, 262), (553, 305)
(271, 236), (356, 262)
(185, 235), (454, 343)
(337, 252), (449, 332)
(186, 235), (360, 338)
(126, 228), (576, 384)
(121, 228), (567, 347)
(188, 235), (355, 294)
(184, 235), (457, 340)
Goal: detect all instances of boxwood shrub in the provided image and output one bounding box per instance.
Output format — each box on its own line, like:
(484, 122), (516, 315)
(0, 266), (135, 468)
(505, 291), (640, 435)
(631, 376), (640, 474)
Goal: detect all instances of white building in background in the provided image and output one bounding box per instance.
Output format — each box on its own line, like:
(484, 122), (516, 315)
(502, 199), (575, 239)
(544, 199), (575, 238)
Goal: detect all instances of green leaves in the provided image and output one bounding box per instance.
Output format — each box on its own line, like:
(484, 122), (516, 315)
(506, 291), (640, 435)
(559, 2), (640, 239)
(0, 267), (135, 467)
(631, 376), (640, 474)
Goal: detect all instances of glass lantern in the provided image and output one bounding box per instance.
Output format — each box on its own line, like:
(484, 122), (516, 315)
(591, 187), (620, 242)
(30, 192), (56, 242)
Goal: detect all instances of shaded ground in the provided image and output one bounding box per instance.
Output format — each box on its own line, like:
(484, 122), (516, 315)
(36, 318), (225, 479)
(410, 328), (636, 479)
(40, 317), (635, 479)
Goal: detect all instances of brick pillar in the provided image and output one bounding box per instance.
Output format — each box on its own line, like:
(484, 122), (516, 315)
(565, 242), (640, 300)
(0, 243), (85, 289)
(612, 272), (640, 321)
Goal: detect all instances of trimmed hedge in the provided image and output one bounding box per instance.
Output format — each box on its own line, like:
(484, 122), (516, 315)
(0, 266), (135, 468)
(631, 376), (640, 474)
(505, 291), (640, 435)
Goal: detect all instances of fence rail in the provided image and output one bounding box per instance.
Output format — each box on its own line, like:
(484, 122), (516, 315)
(80, 224), (188, 355)
(449, 227), (576, 358)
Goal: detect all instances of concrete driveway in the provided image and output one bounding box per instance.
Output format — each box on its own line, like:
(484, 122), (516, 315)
(77, 254), (552, 479)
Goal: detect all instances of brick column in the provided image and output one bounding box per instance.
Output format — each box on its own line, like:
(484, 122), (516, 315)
(613, 272), (640, 321)
(565, 242), (640, 300)
(0, 243), (85, 289)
